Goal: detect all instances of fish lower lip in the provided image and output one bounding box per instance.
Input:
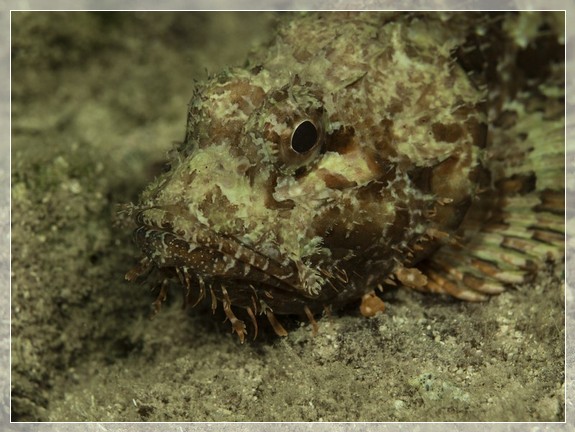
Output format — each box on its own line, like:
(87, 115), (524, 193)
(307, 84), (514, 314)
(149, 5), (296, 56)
(132, 212), (299, 287)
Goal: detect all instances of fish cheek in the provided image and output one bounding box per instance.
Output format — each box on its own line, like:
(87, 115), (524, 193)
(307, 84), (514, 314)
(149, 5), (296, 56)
(312, 202), (390, 260)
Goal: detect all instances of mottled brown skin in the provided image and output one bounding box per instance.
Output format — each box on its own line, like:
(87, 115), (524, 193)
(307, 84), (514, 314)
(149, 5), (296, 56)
(123, 12), (565, 342)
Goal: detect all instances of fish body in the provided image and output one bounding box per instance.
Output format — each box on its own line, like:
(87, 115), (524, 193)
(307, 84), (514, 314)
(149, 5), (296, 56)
(124, 12), (565, 341)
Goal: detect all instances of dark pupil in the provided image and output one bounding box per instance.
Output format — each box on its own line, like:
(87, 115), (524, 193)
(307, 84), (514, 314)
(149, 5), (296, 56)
(291, 120), (318, 153)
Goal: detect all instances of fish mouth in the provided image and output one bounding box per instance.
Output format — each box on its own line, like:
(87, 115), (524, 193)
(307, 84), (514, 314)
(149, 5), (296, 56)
(126, 205), (331, 341)
(124, 206), (346, 341)
(129, 206), (304, 297)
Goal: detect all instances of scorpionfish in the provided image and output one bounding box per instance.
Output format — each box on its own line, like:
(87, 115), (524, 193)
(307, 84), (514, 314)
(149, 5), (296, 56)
(123, 12), (565, 342)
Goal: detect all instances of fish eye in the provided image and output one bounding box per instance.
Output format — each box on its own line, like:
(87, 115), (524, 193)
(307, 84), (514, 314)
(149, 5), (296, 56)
(290, 120), (319, 154)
